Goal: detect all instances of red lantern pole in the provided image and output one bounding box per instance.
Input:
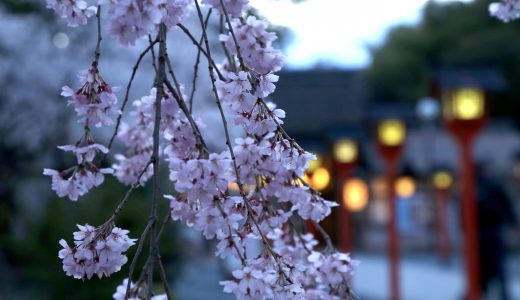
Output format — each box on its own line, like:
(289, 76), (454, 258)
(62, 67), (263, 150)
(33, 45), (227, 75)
(335, 163), (355, 252)
(377, 144), (402, 300)
(446, 118), (485, 300)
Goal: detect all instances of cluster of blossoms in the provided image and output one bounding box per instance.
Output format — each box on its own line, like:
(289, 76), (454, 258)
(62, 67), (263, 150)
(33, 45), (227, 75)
(112, 89), (156, 186)
(219, 231), (358, 299)
(41, 31), (135, 284)
(61, 67), (120, 127)
(113, 86), (204, 186)
(112, 279), (167, 300)
(46, 0), (192, 45)
(46, 0), (97, 27)
(490, 0), (520, 22)
(44, 68), (118, 201)
(220, 16), (284, 74)
(202, 0), (249, 17)
(58, 224), (136, 279)
(106, 0), (191, 45)
(46, 0), (359, 298)
(43, 144), (112, 201)
(159, 4), (354, 297)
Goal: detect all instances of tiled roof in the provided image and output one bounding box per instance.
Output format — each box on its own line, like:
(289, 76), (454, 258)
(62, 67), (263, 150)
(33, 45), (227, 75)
(272, 69), (366, 136)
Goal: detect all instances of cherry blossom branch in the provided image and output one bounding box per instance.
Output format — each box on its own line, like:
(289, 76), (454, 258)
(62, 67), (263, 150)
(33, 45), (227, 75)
(116, 160), (153, 215)
(93, 160), (153, 242)
(193, 0), (289, 279)
(219, 15), (236, 72)
(78, 6), (103, 151)
(92, 6), (102, 69)
(46, 2), (360, 298)
(164, 79), (209, 156)
(218, 3), (320, 263)
(215, 201), (247, 265)
(217, 12), (305, 155)
(312, 220), (334, 253)
(217, 12), (312, 192)
(254, 178), (312, 256)
(260, 100), (304, 151)
(218, 0), (246, 70)
(219, 10), (337, 258)
(146, 23), (167, 300)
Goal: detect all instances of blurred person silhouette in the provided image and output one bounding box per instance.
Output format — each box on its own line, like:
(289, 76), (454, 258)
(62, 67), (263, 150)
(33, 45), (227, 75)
(476, 162), (517, 300)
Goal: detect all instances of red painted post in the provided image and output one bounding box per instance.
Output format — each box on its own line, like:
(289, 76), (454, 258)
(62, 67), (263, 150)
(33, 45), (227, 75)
(445, 117), (485, 300)
(460, 138), (480, 300)
(386, 161), (400, 300)
(336, 164), (354, 252)
(377, 143), (403, 300)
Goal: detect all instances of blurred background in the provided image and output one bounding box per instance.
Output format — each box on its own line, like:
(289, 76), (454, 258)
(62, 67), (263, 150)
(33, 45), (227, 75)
(1, 0), (520, 299)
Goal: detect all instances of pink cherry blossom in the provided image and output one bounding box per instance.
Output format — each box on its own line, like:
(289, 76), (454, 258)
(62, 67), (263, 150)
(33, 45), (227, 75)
(46, 0), (97, 27)
(202, 0), (249, 17)
(59, 224), (136, 280)
(490, 0), (520, 22)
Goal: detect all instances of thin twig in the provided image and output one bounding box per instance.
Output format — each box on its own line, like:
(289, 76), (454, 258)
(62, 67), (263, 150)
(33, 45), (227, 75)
(312, 220), (334, 253)
(164, 78), (209, 156)
(215, 201), (246, 265)
(155, 249), (172, 300)
(135, 209), (172, 288)
(189, 48), (201, 113)
(219, 14), (236, 72)
(93, 159), (154, 244)
(124, 219), (154, 300)
(156, 209), (172, 242)
(219, 0), (246, 70)
(189, 9), (212, 113)
(105, 40), (159, 154)
(256, 182), (312, 255)
(148, 35), (158, 74)
(92, 5), (102, 68)
(110, 160), (153, 220)
(177, 23), (226, 81)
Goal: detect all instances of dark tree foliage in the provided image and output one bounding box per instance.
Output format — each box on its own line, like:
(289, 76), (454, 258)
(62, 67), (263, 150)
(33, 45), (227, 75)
(366, 0), (520, 122)
(0, 0), (44, 14)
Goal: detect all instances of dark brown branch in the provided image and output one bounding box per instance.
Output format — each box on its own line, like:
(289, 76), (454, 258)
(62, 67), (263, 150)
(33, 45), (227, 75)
(134, 209), (172, 289)
(155, 249), (172, 300)
(146, 23), (167, 300)
(124, 219), (154, 300)
(189, 9), (212, 113)
(189, 48), (202, 113)
(109, 160), (153, 221)
(92, 6), (102, 68)
(148, 35), (159, 74)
